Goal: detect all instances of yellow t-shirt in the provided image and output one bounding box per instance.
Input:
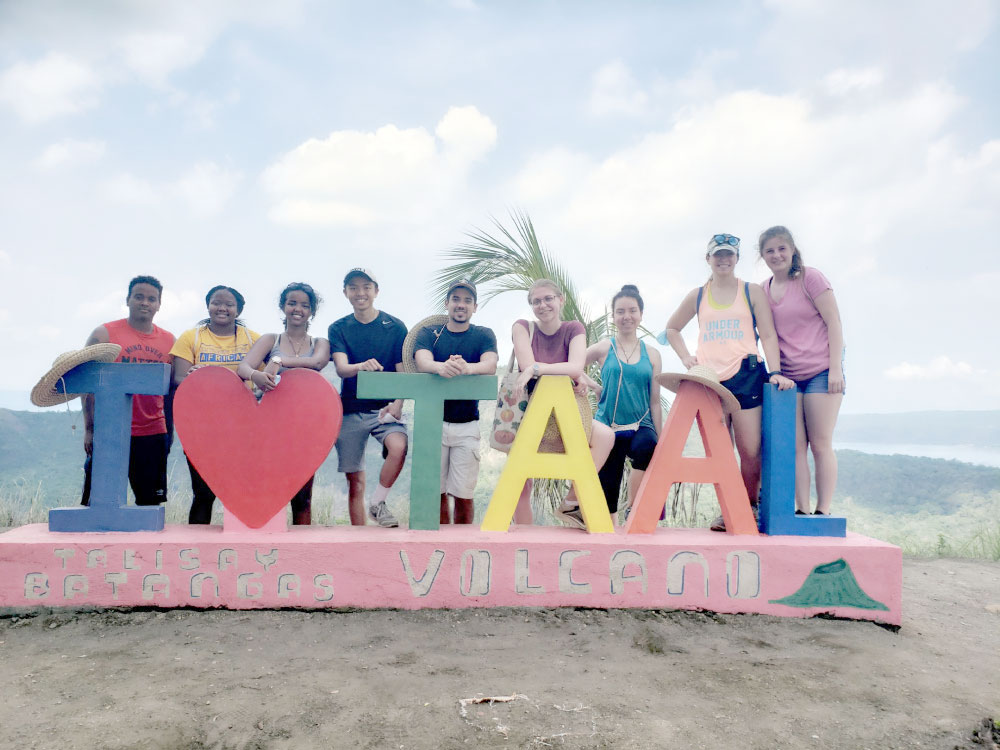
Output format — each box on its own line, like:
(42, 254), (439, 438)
(170, 325), (260, 373)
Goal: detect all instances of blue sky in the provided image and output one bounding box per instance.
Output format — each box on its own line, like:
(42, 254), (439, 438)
(1, 0), (998, 414)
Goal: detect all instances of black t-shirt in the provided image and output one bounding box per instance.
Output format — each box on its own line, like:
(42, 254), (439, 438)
(414, 323), (498, 422)
(328, 311), (407, 414)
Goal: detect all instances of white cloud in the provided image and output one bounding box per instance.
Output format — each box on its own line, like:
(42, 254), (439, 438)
(103, 174), (160, 207)
(117, 31), (209, 85)
(513, 147), (595, 203)
(884, 356), (983, 381)
(36, 138), (107, 169)
(0, 250), (10, 264)
(75, 290), (127, 322)
(0, 54), (100, 122)
(102, 163), (241, 216)
(435, 106), (498, 167)
(261, 106), (497, 226)
(170, 162), (242, 217)
(823, 67), (884, 96)
(588, 60), (648, 117)
(511, 82), (983, 271)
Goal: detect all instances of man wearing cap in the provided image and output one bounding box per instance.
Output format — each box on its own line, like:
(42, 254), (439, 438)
(414, 279), (498, 524)
(328, 268), (409, 527)
(81, 275), (175, 507)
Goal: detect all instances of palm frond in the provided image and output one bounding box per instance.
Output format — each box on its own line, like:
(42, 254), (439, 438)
(432, 208), (596, 339)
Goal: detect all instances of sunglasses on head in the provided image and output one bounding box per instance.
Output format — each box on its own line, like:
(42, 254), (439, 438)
(712, 234), (740, 247)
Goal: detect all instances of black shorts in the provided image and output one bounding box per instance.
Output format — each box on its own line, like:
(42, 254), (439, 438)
(720, 356), (767, 410)
(81, 432), (169, 506)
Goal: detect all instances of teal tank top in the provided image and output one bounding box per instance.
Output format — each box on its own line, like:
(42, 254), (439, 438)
(594, 340), (653, 431)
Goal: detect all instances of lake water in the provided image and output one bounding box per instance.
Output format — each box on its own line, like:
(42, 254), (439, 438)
(835, 442), (1000, 468)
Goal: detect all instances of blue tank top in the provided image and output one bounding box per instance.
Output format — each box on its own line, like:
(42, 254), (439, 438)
(594, 340), (653, 431)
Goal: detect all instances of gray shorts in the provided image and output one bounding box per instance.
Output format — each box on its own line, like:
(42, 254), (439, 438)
(336, 410), (408, 474)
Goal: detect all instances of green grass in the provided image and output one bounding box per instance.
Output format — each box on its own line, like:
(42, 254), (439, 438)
(4, 473), (998, 561)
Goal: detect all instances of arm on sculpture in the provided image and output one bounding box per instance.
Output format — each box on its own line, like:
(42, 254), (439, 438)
(749, 284), (795, 391)
(665, 288), (699, 369)
(82, 325), (110, 456)
(648, 345), (663, 434)
(237, 334), (278, 391)
(814, 289), (845, 394)
(279, 337), (331, 371)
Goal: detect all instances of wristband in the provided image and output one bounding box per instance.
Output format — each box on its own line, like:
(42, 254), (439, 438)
(767, 370), (782, 379)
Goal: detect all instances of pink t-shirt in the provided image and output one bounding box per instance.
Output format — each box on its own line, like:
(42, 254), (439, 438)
(515, 319), (585, 363)
(764, 267), (833, 381)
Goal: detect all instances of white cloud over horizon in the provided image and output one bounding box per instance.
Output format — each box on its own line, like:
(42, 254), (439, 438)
(0, 54), (101, 122)
(0, 1), (997, 414)
(885, 356), (985, 381)
(261, 106), (497, 226)
(36, 138), (107, 169)
(588, 60), (648, 117)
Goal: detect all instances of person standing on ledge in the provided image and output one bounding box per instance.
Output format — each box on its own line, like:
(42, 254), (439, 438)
(758, 225), (845, 516)
(414, 279), (498, 524)
(81, 275), (175, 507)
(328, 268), (409, 528)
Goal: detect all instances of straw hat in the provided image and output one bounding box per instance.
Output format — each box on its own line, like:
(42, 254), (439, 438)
(401, 314), (450, 374)
(30, 343), (122, 407)
(657, 364), (741, 415)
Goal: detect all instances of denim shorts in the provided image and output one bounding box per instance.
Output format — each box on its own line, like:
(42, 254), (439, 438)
(795, 369), (846, 395)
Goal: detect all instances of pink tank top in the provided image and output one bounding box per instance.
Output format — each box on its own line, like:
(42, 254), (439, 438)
(695, 279), (759, 380)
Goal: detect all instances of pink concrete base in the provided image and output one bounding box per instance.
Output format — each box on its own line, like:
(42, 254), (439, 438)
(0, 525), (902, 626)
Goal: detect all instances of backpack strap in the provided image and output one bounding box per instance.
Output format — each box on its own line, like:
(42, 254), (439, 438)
(744, 281), (759, 344)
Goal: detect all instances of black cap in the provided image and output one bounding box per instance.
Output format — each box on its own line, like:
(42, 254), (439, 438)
(446, 278), (477, 301)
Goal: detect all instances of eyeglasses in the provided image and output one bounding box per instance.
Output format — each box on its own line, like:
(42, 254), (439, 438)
(530, 294), (559, 307)
(712, 234), (740, 247)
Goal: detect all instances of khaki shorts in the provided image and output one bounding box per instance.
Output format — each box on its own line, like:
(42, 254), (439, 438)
(441, 421), (482, 499)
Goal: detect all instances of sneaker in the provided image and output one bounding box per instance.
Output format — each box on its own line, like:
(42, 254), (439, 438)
(556, 504), (586, 530)
(795, 509), (807, 516)
(368, 501), (399, 528)
(710, 504), (759, 533)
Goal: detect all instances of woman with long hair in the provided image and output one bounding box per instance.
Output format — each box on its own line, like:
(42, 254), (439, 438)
(585, 284), (662, 526)
(758, 226), (845, 515)
(665, 234), (794, 530)
(170, 285), (260, 524)
(237, 282), (331, 525)
(512, 279), (615, 528)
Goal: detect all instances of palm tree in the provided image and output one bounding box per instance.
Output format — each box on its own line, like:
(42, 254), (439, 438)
(430, 208), (614, 345)
(432, 208), (670, 521)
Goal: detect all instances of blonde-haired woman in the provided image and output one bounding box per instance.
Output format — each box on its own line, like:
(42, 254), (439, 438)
(758, 226), (845, 516)
(511, 279), (614, 528)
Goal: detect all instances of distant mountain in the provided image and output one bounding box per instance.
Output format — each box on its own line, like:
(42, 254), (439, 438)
(837, 411), (1000, 446)
(0, 407), (405, 509)
(2, 407), (999, 516)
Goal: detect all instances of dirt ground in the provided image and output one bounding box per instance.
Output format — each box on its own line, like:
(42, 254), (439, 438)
(1, 557), (998, 750)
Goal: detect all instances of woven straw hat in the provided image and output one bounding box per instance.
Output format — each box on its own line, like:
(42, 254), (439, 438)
(401, 314), (450, 374)
(657, 364), (741, 415)
(30, 343), (122, 407)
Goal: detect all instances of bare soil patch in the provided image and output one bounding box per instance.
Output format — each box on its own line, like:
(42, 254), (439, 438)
(1, 558), (997, 749)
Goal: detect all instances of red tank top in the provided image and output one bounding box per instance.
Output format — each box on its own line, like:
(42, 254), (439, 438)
(104, 319), (175, 436)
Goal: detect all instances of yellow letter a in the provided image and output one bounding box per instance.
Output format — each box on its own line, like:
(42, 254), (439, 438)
(481, 376), (613, 533)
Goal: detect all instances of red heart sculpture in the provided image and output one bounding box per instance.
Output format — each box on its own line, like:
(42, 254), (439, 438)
(173, 367), (342, 528)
